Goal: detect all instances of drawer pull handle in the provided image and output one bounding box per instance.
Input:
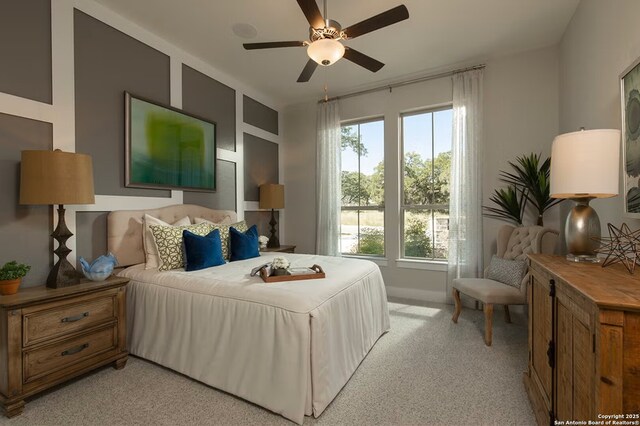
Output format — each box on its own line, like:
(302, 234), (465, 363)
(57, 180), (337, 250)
(61, 343), (89, 356)
(61, 312), (89, 323)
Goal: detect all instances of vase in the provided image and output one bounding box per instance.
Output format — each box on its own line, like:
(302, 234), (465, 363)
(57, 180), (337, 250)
(0, 278), (21, 296)
(273, 268), (288, 276)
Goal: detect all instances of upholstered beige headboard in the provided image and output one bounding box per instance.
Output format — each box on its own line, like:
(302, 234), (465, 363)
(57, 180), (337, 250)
(107, 204), (237, 267)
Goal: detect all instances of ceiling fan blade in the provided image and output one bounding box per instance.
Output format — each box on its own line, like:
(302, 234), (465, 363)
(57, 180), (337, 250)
(297, 59), (318, 82)
(343, 5), (409, 39)
(296, 0), (325, 29)
(243, 41), (306, 50)
(343, 47), (384, 72)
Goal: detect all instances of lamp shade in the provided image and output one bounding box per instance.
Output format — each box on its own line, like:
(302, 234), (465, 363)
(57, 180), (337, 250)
(20, 150), (95, 205)
(550, 129), (620, 199)
(259, 184), (284, 209)
(307, 39), (345, 66)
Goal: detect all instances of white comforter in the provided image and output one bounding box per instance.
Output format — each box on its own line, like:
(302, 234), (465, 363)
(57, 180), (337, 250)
(119, 253), (389, 424)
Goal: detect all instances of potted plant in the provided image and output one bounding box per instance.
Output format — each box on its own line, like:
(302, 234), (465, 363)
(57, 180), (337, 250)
(484, 153), (562, 226)
(0, 261), (31, 295)
(271, 257), (290, 276)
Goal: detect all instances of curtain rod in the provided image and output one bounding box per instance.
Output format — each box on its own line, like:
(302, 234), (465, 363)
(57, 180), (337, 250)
(319, 63), (486, 103)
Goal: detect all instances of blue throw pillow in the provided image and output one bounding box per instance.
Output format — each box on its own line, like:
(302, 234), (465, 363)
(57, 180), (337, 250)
(229, 225), (260, 261)
(183, 229), (225, 271)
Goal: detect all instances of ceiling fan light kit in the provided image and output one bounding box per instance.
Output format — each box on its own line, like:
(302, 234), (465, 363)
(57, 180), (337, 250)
(307, 38), (345, 66)
(243, 0), (409, 82)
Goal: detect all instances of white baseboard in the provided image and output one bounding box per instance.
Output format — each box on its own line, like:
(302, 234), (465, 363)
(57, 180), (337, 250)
(385, 286), (447, 304)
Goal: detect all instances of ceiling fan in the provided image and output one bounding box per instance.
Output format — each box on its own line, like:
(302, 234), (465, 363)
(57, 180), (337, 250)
(243, 0), (409, 82)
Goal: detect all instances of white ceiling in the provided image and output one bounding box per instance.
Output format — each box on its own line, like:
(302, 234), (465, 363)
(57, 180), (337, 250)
(93, 0), (580, 106)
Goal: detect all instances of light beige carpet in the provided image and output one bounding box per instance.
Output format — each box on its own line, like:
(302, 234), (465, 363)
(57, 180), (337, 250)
(3, 299), (535, 425)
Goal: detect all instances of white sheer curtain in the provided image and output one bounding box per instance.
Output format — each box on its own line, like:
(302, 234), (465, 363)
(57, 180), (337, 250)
(316, 100), (341, 256)
(448, 69), (484, 301)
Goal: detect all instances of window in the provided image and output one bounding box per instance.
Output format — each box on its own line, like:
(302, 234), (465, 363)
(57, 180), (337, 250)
(401, 108), (453, 260)
(340, 119), (384, 256)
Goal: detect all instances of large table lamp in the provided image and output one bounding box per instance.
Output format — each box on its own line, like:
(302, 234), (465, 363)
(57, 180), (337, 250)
(259, 184), (284, 248)
(550, 129), (620, 262)
(20, 150), (95, 288)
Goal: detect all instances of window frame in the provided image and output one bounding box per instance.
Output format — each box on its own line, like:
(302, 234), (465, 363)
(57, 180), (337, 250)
(340, 117), (385, 257)
(400, 105), (453, 261)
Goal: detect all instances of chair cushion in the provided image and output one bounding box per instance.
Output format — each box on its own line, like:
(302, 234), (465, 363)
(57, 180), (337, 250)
(453, 278), (526, 305)
(486, 255), (527, 290)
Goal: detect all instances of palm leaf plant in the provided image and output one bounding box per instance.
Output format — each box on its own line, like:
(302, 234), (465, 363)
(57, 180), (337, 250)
(483, 185), (527, 225)
(499, 153), (561, 226)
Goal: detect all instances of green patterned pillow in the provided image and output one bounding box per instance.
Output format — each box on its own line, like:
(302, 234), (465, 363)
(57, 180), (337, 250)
(149, 223), (213, 271)
(209, 221), (247, 260)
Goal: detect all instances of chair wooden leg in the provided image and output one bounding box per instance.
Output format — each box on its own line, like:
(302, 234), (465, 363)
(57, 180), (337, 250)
(504, 305), (512, 324)
(452, 288), (462, 323)
(484, 303), (494, 346)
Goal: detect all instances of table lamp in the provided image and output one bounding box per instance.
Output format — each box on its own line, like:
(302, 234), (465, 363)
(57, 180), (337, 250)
(20, 150), (95, 288)
(259, 184), (284, 248)
(550, 129), (620, 262)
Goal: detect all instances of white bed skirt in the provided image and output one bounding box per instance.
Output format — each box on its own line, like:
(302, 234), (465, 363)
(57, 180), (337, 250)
(121, 254), (389, 424)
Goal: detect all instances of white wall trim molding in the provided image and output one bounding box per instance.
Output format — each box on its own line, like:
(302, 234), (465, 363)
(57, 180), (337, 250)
(396, 259), (448, 272)
(242, 123), (281, 144)
(0, 93), (54, 123)
(235, 91), (245, 220)
(51, 0), (78, 262)
(385, 286), (447, 304)
(72, 193), (184, 212)
(217, 148), (241, 163)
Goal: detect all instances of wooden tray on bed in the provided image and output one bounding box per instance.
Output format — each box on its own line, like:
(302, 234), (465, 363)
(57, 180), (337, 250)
(260, 264), (325, 283)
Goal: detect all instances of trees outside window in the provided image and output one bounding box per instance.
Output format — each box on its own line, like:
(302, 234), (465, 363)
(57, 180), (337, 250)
(401, 108), (453, 260)
(340, 120), (384, 256)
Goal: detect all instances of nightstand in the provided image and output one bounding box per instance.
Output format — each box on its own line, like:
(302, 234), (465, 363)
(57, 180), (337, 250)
(0, 276), (129, 418)
(261, 245), (296, 253)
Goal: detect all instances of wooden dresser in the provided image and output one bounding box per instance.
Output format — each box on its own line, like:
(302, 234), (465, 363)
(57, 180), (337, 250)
(525, 254), (640, 425)
(0, 277), (129, 417)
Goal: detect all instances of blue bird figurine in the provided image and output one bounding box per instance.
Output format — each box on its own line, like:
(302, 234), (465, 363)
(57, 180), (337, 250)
(79, 253), (118, 281)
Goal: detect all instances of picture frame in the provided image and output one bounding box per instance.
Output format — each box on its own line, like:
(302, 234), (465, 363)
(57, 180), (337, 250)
(125, 92), (217, 192)
(620, 58), (640, 217)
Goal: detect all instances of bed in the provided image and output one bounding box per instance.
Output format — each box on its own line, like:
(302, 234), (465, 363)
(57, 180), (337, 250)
(107, 204), (390, 424)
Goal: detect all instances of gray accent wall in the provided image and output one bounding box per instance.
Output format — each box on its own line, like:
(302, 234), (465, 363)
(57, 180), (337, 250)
(243, 95), (278, 135)
(183, 160), (236, 211)
(243, 133), (279, 202)
(244, 211), (279, 241)
(74, 9), (171, 198)
(76, 212), (108, 268)
(0, 113), (53, 287)
(182, 65), (236, 151)
(0, 0), (52, 104)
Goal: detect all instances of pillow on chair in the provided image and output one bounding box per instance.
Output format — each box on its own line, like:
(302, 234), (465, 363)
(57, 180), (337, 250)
(486, 255), (528, 289)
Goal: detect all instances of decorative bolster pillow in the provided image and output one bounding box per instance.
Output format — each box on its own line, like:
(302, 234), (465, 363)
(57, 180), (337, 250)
(486, 255), (528, 290)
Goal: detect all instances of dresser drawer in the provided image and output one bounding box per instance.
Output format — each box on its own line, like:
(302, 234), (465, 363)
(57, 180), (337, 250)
(23, 295), (116, 347)
(23, 326), (118, 384)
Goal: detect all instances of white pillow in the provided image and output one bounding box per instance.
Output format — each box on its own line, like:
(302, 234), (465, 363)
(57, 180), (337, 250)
(143, 214), (191, 269)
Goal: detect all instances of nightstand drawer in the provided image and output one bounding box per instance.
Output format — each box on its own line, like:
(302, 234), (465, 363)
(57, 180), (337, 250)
(23, 295), (116, 347)
(23, 325), (117, 384)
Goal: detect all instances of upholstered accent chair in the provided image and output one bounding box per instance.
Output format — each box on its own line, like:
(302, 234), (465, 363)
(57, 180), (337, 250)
(451, 225), (558, 346)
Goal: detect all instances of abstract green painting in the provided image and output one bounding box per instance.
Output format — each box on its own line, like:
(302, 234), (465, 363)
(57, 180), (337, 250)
(126, 93), (216, 192)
